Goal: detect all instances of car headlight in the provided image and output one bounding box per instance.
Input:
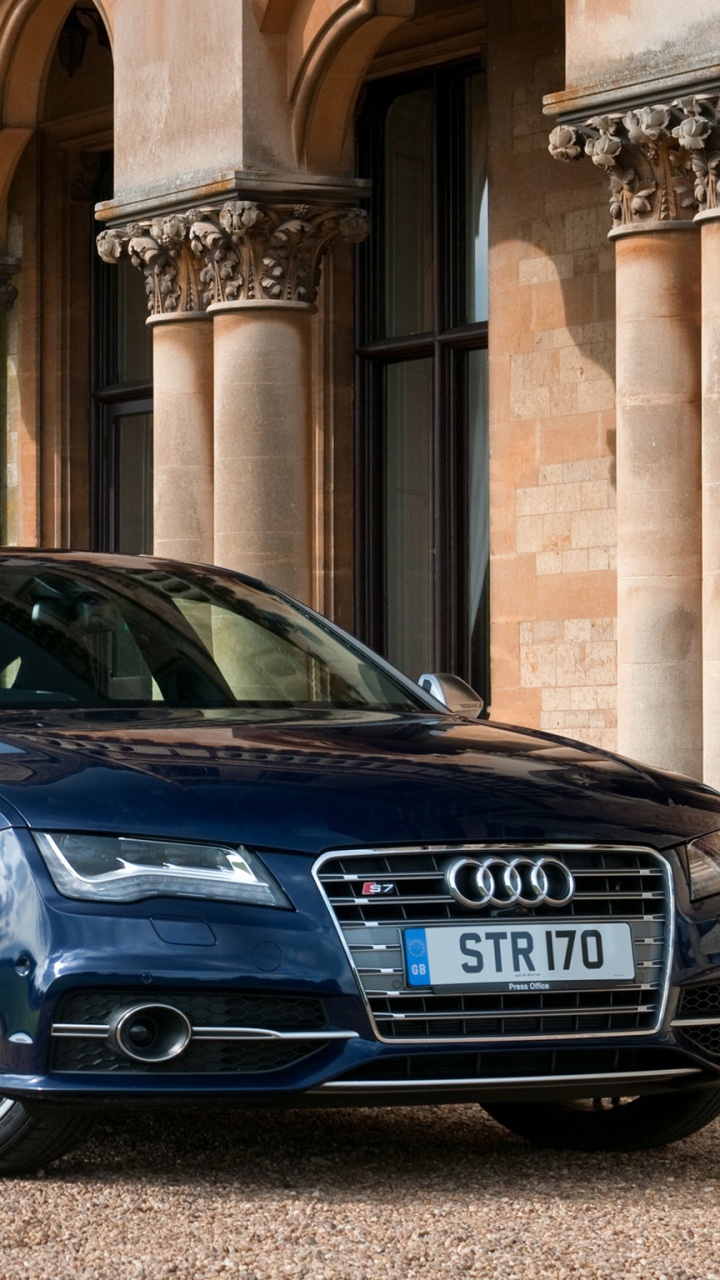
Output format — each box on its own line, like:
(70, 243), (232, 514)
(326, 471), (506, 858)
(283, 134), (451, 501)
(33, 833), (291, 907)
(686, 831), (720, 901)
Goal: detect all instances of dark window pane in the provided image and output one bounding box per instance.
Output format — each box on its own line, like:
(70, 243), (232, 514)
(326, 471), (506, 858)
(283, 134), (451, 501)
(357, 67), (489, 690)
(468, 348), (489, 699)
(385, 359), (434, 678)
(114, 412), (153, 553)
(117, 261), (152, 383)
(0, 311), (9, 544)
(467, 72), (488, 324)
(384, 88), (435, 337)
(92, 154), (153, 552)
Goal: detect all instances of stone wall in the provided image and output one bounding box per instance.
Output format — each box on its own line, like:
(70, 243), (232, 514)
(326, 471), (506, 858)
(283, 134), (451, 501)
(487, 0), (618, 749)
(559, 0), (720, 109)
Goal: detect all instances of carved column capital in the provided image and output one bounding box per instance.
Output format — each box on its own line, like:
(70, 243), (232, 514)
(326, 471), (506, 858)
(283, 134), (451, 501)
(549, 96), (720, 232)
(192, 199), (370, 309)
(97, 199), (370, 315)
(97, 213), (204, 315)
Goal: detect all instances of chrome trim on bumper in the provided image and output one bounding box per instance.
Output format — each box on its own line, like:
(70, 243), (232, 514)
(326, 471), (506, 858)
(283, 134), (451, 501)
(51, 1023), (359, 1043)
(314, 1067), (703, 1092)
(672, 1017), (720, 1027)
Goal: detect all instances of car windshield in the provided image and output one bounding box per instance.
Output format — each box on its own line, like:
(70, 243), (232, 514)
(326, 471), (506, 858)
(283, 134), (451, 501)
(0, 560), (428, 714)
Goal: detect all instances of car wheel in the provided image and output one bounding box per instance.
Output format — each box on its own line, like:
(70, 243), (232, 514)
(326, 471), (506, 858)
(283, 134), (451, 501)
(483, 1090), (720, 1152)
(0, 1096), (93, 1174)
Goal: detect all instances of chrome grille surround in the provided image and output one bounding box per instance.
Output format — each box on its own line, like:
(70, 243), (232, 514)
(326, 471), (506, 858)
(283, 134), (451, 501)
(313, 843), (674, 1045)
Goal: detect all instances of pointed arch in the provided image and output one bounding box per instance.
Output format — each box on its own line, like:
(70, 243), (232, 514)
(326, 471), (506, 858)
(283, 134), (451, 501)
(254, 0), (417, 173)
(0, 0), (112, 209)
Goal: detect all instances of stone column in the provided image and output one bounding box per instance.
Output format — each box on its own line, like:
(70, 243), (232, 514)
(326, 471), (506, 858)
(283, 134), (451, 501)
(97, 213), (214, 564)
(613, 226), (702, 776)
(191, 199), (369, 603)
(147, 314), (214, 564)
(98, 200), (368, 601)
(699, 213), (720, 787)
(549, 104), (707, 776)
(210, 301), (312, 597)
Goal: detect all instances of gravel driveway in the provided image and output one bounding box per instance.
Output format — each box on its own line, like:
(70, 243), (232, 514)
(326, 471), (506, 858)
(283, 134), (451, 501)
(1, 1103), (719, 1280)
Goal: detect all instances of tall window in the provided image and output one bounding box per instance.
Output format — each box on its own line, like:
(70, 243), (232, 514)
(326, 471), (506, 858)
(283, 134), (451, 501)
(92, 156), (153, 553)
(356, 64), (489, 700)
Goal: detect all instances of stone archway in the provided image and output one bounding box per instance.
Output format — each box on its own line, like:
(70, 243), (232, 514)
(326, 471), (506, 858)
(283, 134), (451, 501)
(0, 0), (112, 217)
(254, 0), (416, 173)
(0, 0), (114, 547)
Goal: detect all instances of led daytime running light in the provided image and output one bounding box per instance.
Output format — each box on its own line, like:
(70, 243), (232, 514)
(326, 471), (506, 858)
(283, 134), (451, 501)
(33, 833), (290, 907)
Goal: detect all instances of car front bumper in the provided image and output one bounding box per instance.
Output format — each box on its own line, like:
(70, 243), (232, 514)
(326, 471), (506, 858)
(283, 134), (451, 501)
(2, 832), (720, 1106)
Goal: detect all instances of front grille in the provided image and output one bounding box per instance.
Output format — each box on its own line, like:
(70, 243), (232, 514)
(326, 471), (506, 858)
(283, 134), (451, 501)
(330, 1046), (689, 1084)
(50, 989), (330, 1075)
(315, 844), (672, 1043)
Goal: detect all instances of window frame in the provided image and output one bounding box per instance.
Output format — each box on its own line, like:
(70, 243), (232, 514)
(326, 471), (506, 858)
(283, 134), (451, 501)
(95, 393), (154, 554)
(354, 60), (489, 694)
(90, 152), (153, 553)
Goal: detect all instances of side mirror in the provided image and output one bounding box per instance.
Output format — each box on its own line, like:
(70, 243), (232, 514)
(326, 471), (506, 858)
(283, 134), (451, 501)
(418, 673), (485, 719)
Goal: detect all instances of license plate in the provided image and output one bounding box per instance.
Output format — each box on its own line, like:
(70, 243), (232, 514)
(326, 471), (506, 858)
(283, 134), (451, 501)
(403, 922), (635, 990)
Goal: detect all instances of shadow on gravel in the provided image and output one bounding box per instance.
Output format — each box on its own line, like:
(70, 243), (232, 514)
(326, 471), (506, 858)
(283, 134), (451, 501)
(47, 1103), (720, 1197)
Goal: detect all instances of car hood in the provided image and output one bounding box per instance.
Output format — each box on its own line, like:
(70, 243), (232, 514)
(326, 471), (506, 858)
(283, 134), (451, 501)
(0, 710), (716, 853)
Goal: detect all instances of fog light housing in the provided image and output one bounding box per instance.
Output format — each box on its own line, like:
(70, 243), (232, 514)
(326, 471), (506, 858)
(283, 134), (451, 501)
(107, 1003), (192, 1063)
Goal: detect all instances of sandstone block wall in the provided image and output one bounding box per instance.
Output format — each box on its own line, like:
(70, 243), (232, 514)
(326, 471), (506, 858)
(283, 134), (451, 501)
(488, 0), (618, 749)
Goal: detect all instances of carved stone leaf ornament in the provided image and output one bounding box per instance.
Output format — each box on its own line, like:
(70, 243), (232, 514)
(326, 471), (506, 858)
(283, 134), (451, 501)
(99, 215), (203, 315)
(585, 133), (623, 168)
(585, 114), (621, 134)
(190, 211), (243, 307)
(338, 208), (371, 242)
(689, 152), (720, 210)
(548, 95), (720, 226)
(126, 223), (177, 313)
(548, 125), (582, 161)
(608, 169), (657, 225)
(96, 200), (370, 314)
(672, 115), (712, 149)
(219, 200), (265, 234)
(623, 105), (670, 148)
(674, 95), (709, 116)
(672, 165), (699, 211)
(96, 228), (125, 262)
(631, 182), (657, 215)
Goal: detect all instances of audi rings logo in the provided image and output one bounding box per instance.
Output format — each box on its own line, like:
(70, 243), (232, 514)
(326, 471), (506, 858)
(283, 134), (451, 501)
(445, 855), (575, 909)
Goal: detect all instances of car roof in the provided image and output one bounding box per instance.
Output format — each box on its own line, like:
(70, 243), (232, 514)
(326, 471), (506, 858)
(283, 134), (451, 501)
(0, 550), (265, 589)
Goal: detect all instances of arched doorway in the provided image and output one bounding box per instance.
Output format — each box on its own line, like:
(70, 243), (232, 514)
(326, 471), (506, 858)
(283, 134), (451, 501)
(0, 1), (149, 551)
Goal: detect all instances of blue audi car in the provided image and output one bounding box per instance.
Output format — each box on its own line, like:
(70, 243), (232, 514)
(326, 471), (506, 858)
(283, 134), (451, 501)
(0, 551), (717, 1171)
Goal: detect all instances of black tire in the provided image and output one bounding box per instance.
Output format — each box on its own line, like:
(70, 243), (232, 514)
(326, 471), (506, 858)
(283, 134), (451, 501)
(483, 1090), (720, 1152)
(0, 1096), (93, 1174)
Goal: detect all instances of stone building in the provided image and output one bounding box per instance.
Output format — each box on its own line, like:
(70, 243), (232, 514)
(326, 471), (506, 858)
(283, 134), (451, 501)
(0, 0), (718, 782)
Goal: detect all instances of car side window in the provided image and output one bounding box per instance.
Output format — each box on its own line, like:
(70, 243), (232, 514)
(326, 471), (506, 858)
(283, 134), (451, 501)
(174, 600), (322, 705)
(108, 615), (159, 701)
